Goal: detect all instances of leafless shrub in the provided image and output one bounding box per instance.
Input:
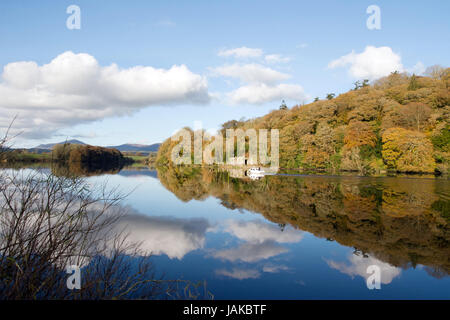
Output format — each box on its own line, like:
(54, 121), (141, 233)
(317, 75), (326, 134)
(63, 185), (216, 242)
(0, 127), (212, 300)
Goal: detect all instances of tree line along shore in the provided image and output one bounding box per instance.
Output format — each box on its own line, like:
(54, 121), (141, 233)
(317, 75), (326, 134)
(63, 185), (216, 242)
(2, 68), (448, 176)
(1, 143), (156, 168)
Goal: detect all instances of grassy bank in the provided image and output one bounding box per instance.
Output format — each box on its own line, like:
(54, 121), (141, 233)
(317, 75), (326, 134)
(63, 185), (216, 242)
(1, 151), (52, 163)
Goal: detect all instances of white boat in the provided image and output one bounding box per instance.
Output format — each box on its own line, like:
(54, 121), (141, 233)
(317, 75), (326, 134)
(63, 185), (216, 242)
(246, 167), (265, 180)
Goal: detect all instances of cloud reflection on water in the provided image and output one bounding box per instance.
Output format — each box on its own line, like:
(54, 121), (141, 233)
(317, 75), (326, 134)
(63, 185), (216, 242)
(325, 254), (402, 285)
(115, 211), (211, 259)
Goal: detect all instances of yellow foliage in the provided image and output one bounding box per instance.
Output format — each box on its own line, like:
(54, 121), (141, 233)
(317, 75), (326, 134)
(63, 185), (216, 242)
(382, 128), (435, 172)
(344, 121), (377, 149)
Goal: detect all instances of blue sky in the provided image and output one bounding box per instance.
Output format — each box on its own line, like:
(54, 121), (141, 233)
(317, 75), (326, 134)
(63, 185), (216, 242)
(0, 0), (449, 147)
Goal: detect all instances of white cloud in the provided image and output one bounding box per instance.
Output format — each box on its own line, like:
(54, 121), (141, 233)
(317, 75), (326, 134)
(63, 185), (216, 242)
(328, 46), (404, 80)
(211, 221), (303, 263)
(212, 241), (288, 263)
(112, 213), (211, 260)
(215, 47), (308, 105)
(262, 264), (290, 273)
(229, 83), (308, 105)
(224, 220), (303, 244)
(326, 254), (401, 285)
(264, 54), (291, 64)
(215, 264), (289, 280)
(0, 197), (210, 266)
(218, 47), (263, 58)
(407, 61), (426, 75)
(296, 43), (308, 49)
(216, 268), (261, 280)
(0, 51), (210, 138)
(211, 63), (290, 84)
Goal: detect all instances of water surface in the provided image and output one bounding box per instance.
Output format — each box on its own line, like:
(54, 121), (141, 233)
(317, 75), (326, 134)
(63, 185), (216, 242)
(10, 165), (450, 299)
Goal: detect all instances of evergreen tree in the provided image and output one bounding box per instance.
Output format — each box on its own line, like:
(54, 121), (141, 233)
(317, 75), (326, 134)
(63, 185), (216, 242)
(326, 93), (335, 100)
(408, 74), (419, 90)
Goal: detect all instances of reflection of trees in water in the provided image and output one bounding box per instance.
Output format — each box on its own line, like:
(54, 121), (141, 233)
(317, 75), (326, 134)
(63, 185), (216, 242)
(51, 161), (124, 177)
(157, 166), (450, 277)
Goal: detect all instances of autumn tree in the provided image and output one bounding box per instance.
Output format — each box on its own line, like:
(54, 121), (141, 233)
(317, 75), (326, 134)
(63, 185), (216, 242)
(344, 121), (377, 149)
(382, 127), (435, 172)
(404, 102), (432, 131)
(301, 123), (336, 170)
(425, 65), (446, 80)
(341, 121), (378, 173)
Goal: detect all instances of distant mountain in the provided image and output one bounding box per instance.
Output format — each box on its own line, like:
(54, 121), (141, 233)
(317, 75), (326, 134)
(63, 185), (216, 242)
(35, 139), (86, 150)
(32, 140), (160, 153)
(107, 143), (161, 152)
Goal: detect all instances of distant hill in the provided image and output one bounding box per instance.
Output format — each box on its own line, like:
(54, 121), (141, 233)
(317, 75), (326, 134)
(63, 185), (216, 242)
(106, 143), (161, 152)
(35, 139), (86, 150)
(26, 148), (54, 154)
(33, 140), (160, 153)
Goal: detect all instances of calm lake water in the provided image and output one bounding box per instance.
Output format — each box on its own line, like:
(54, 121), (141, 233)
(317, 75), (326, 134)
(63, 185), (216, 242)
(8, 166), (450, 299)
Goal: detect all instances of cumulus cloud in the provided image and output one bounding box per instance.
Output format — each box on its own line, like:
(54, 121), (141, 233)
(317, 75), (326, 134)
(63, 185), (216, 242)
(211, 63), (290, 84)
(218, 47), (263, 58)
(111, 213), (211, 260)
(215, 46), (307, 105)
(0, 193), (211, 267)
(325, 254), (401, 285)
(407, 61), (426, 75)
(328, 46), (404, 80)
(211, 220), (303, 263)
(262, 264), (290, 273)
(264, 54), (291, 64)
(0, 51), (210, 138)
(212, 241), (288, 263)
(216, 268), (261, 280)
(224, 220), (303, 244)
(215, 264), (289, 280)
(229, 83), (308, 105)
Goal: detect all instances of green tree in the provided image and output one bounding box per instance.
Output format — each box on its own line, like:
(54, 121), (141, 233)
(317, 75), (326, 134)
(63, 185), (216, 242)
(326, 93), (335, 100)
(279, 100), (288, 110)
(431, 125), (450, 152)
(408, 74), (419, 91)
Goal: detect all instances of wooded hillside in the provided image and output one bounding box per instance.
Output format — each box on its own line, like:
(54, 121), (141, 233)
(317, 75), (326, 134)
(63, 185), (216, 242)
(52, 143), (131, 170)
(157, 68), (450, 174)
